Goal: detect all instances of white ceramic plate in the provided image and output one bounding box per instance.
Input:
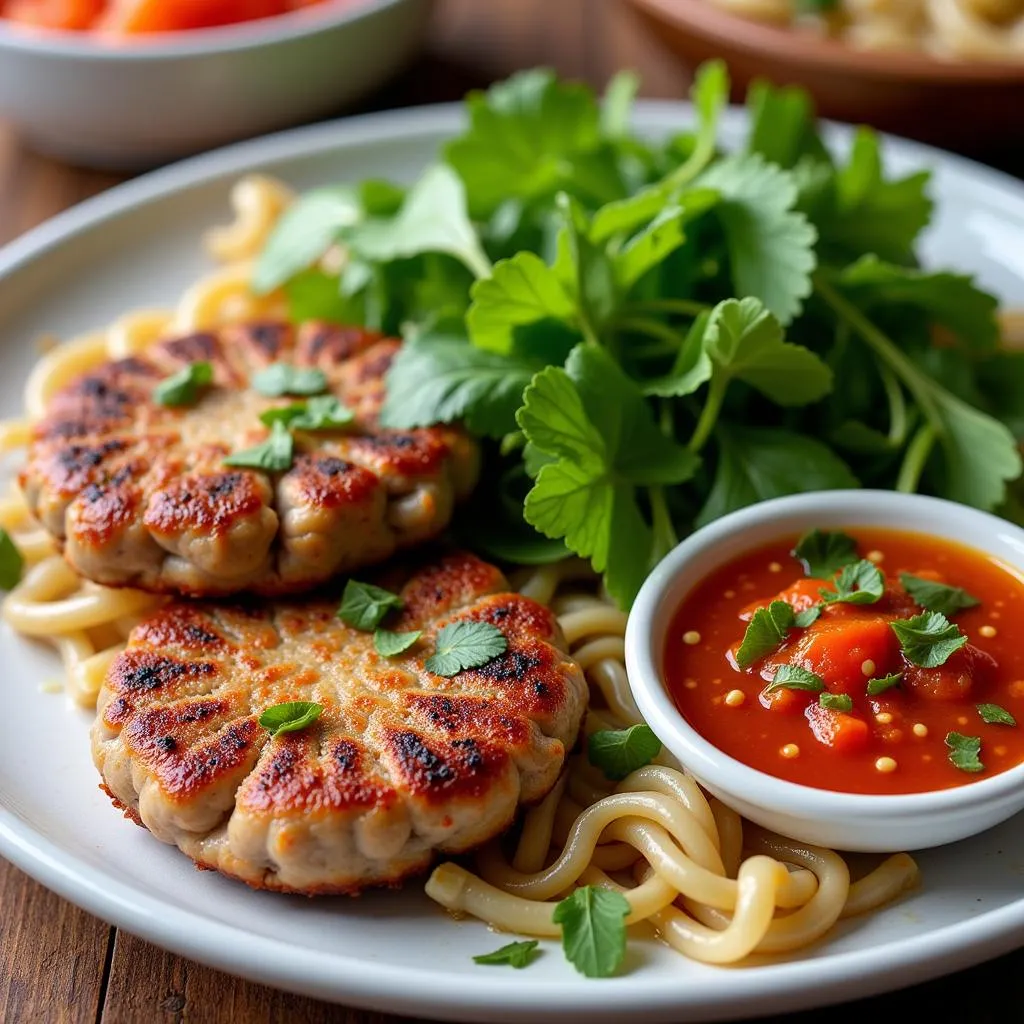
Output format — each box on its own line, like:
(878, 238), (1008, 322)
(1, 104), (1023, 1024)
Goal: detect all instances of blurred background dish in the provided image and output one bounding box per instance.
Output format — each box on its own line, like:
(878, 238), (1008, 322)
(0, 0), (433, 168)
(624, 0), (1024, 148)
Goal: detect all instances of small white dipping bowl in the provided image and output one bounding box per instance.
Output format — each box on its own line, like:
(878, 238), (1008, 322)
(625, 489), (1024, 852)
(0, 0), (431, 168)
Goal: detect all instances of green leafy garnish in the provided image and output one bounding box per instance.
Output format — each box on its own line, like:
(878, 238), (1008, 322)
(793, 605), (822, 628)
(0, 529), (24, 590)
(866, 672), (902, 696)
(735, 601), (796, 668)
(791, 529), (858, 579)
(945, 731), (984, 773)
(373, 629), (422, 657)
(977, 703), (1017, 727)
(223, 421), (294, 471)
(587, 724), (662, 781)
(899, 573), (980, 617)
(251, 363), (328, 398)
(337, 580), (403, 631)
(259, 395), (354, 431)
(819, 692), (853, 711)
(259, 701), (323, 737)
(472, 940), (540, 969)
(425, 621), (508, 676)
(153, 361), (213, 407)
(765, 664), (825, 694)
(552, 886), (630, 979)
(820, 559), (884, 605)
(891, 611), (968, 668)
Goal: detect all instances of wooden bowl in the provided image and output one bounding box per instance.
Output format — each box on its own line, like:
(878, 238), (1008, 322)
(624, 0), (1024, 149)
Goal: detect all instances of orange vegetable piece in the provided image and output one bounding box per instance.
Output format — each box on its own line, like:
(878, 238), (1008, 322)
(101, 0), (287, 32)
(902, 643), (996, 701)
(805, 702), (870, 754)
(740, 577), (822, 621)
(3, 0), (104, 29)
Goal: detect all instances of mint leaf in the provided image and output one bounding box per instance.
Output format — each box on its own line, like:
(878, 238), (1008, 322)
(792, 529), (859, 579)
(820, 559), (884, 605)
(153, 361), (213, 407)
(698, 154), (817, 323)
(252, 186), (362, 294)
(819, 692), (852, 711)
(766, 664), (825, 693)
(467, 251), (576, 355)
(899, 573), (980, 617)
(251, 363), (327, 398)
(259, 701), (323, 737)
(946, 731), (984, 773)
(735, 600), (795, 668)
(703, 297), (833, 405)
(697, 424), (858, 526)
(867, 672), (902, 696)
(553, 886), (630, 979)
(891, 611), (967, 668)
(587, 724), (662, 781)
(977, 703), (1016, 727)
(338, 580), (403, 631)
(426, 620), (508, 676)
(473, 940), (540, 969)
(347, 165), (492, 280)
(380, 334), (536, 439)
(223, 421), (293, 471)
(373, 629), (422, 657)
(260, 395), (354, 431)
(0, 529), (23, 590)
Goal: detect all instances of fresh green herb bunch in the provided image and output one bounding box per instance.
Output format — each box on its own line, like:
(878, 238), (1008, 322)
(254, 63), (1024, 610)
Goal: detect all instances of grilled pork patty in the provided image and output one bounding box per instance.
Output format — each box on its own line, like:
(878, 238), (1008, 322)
(20, 322), (479, 596)
(91, 551), (588, 894)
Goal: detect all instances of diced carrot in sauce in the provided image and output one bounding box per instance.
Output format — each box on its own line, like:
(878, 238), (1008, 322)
(739, 577), (823, 621)
(902, 643), (996, 701)
(3, 0), (104, 29)
(100, 0), (287, 32)
(759, 686), (803, 714)
(805, 703), (870, 754)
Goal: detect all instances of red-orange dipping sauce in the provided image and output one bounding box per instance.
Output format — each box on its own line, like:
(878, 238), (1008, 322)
(665, 528), (1024, 794)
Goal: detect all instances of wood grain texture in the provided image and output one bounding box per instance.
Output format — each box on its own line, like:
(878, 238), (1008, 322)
(0, 0), (1023, 1020)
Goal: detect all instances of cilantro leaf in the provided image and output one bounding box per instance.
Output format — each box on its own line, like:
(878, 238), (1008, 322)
(259, 701), (323, 737)
(338, 580), (403, 631)
(0, 529), (23, 590)
(601, 70), (639, 138)
(746, 80), (830, 170)
(794, 605), (822, 628)
(792, 529), (859, 580)
(735, 600), (795, 668)
(380, 334), (536, 439)
(820, 559), (884, 605)
(553, 886), (630, 979)
(766, 664), (825, 693)
(642, 312), (712, 399)
(223, 421), (293, 471)
(698, 154), (817, 323)
(945, 731), (984, 773)
(283, 269), (365, 324)
(891, 611), (967, 668)
(867, 672), (902, 696)
(587, 724), (662, 781)
(702, 297), (833, 406)
(252, 186), (362, 294)
(373, 629), (422, 657)
(473, 940), (540, 969)
(260, 395), (354, 431)
(153, 361), (213, 407)
(819, 692), (853, 711)
(467, 251), (576, 355)
(899, 573), (980, 617)
(697, 424), (858, 526)
(346, 165), (492, 280)
(251, 363), (328, 398)
(977, 703), (1016, 727)
(425, 621), (508, 676)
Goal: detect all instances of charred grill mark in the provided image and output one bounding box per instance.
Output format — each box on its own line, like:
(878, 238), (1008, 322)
(157, 736), (177, 752)
(132, 606), (229, 652)
(111, 652), (217, 693)
(287, 454), (380, 509)
(230, 321), (290, 361)
(147, 718), (260, 798)
(144, 471), (266, 535)
(334, 739), (359, 772)
(296, 323), (383, 365)
(158, 332), (220, 365)
(392, 730), (454, 784)
(478, 650), (543, 683)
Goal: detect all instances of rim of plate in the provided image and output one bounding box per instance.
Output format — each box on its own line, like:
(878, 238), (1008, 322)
(0, 0), (412, 60)
(2, 101), (1024, 1020)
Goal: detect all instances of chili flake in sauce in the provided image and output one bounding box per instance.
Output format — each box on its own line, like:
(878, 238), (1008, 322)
(665, 528), (1024, 794)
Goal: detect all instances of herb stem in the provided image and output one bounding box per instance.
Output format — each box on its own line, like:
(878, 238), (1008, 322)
(648, 485), (678, 562)
(896, 423), (937, 493)
(625, 298), (710, 318)
(880, 364), (909, 447)
(611, 316), (686, 350)
(688, 375), (727, 453)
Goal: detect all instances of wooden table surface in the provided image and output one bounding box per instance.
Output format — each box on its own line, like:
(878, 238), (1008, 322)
(1, 2), (1022, 1021)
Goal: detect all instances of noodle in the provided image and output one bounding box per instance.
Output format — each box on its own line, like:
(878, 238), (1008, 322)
(0, 173), (923, 967)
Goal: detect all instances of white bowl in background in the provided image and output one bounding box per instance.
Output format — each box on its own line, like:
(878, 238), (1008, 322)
(625, 490), (1024, 852)
(0, 0), (432, 169)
